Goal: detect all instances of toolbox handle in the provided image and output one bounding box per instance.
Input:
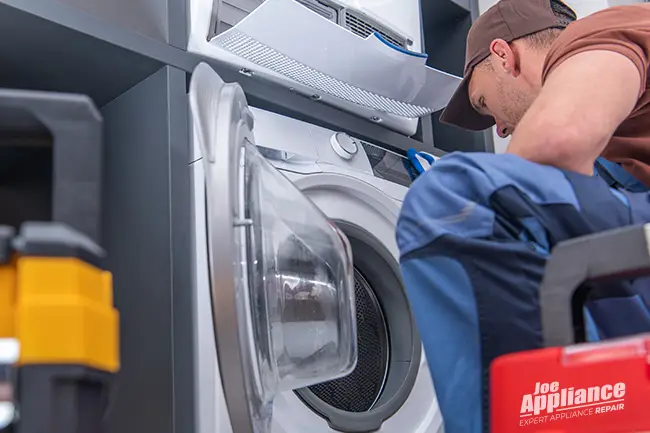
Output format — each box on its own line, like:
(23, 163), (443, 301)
(540, 223), (650, 347)
(0, 89), (103, 244)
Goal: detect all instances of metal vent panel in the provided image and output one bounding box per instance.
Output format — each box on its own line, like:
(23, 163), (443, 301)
(307, 269), (389, 412)
(214, 30), (432, 118)
(343, 10), (407, 48)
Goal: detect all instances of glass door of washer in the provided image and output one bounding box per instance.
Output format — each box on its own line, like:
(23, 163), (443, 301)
(189, 63), (358, 433)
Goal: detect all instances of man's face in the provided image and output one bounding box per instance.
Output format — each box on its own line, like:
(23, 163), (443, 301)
(467, 44), (538, 138)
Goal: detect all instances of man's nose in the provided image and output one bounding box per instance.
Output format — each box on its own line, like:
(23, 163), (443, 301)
(496, 120), (511, 138)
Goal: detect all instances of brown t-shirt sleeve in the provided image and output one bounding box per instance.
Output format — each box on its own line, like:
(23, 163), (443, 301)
(542, 5), (650, 98)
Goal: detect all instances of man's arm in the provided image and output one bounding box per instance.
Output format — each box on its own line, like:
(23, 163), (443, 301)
(506, 50), (642, 175)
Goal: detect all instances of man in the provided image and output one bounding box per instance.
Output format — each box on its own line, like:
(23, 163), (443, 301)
(440, 0), (650, 186)
(396, 4), (650, 432)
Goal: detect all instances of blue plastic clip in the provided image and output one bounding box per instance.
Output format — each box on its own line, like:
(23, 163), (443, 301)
(404, 148), (436, 181)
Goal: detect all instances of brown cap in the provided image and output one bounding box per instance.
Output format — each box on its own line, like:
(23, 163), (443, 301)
(439, 0), (576, 131)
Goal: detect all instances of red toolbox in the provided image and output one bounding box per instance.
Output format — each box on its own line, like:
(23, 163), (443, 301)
(490, 224), (650, 433)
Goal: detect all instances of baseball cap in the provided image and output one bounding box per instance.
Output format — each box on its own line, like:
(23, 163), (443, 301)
(439, 0), (577, 131)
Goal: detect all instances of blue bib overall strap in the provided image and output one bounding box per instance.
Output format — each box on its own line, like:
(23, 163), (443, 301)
(594, 157), (649, 192)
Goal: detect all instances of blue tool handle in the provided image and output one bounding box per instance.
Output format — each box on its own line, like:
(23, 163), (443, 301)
(405, 148), (435, 181)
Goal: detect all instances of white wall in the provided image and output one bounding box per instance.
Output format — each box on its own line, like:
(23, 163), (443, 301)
(476, 0), (644, 153)
(565, 0), (643, 18)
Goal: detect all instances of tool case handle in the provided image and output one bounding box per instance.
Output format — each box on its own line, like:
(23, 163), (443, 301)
(0, 89), (103, 244)
(540, 223), (650, 347)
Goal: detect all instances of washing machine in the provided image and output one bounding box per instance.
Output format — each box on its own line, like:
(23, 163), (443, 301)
(188, 62), (442, 433)
(187, 0), (426, 136)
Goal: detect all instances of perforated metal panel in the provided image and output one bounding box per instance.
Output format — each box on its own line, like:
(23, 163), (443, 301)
(343, 10), (407, 48)
(213, 30), (433, 118)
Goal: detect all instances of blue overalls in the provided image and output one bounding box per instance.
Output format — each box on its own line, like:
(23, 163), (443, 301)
(400, 151), (650, 433)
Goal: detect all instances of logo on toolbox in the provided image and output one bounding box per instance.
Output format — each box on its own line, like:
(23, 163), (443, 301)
(519, 381), (626, 425)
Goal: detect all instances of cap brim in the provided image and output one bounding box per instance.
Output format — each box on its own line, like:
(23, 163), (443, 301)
(439, 74), (495, 131)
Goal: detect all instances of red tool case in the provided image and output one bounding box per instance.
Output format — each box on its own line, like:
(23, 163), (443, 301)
(490, 224), (650, 433)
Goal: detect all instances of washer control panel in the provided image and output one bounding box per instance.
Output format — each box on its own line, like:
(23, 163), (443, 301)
(330, 132), (359, 160)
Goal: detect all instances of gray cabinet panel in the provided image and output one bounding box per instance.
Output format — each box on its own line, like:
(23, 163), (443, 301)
(449, 0), (471, 12)
(101, 65), (194, 433)
(168, 66), (196, 433)
(52, 0), (178, 42)
(0, 1), (159, 105)
(0, 0), (194, 105)
(421, 0), (493, 153)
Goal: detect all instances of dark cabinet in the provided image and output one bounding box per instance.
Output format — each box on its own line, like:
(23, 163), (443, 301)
(421, 0), (494, 153)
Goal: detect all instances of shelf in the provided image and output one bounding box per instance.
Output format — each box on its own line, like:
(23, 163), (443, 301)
(0, 0), (432, 154)
(206, 0), (459, 122)
(217, 63), (433, 155)
(191, 54), (433, 154)
(0, 0), (193, 106)
(188, 0), (444, 151)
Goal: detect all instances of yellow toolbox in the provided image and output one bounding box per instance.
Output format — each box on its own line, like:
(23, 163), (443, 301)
(0, 222), (119, 433)
(0, 88), (118, 433)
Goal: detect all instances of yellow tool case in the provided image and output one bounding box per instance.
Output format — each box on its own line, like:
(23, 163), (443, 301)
(0, 223), (119, 433)
(0, 88), (119, 432)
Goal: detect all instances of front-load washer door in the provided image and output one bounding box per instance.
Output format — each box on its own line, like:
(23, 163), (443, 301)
(188, 62), (358, 433)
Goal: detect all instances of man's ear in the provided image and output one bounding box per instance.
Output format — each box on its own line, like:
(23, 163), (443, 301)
(489, 39), (519, 77)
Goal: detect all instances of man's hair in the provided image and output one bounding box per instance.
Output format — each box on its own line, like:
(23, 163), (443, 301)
(519, 27), (564, 50)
